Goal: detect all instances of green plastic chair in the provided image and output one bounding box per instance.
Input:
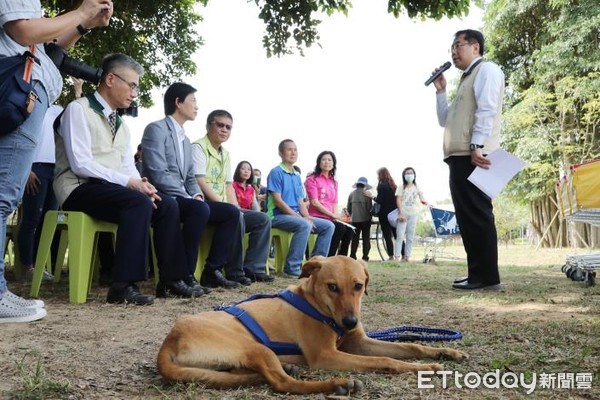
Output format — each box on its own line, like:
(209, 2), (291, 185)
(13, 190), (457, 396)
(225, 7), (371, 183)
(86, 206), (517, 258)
(30, 211), (118, 304)
(270, 228), (317, 274)
(150, 224), (215, 284)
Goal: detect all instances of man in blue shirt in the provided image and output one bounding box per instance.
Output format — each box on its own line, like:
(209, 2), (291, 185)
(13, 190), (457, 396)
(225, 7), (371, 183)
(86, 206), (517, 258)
(266, 139), (333, 276)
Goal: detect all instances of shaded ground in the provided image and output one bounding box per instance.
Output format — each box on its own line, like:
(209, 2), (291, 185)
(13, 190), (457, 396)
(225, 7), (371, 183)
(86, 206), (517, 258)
(1, 246), (599, 399)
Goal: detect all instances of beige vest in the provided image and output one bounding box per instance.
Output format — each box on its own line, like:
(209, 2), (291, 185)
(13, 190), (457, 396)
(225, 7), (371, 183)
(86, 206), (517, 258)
(54, 96), (131, 205)
(443, 61), (504, 158)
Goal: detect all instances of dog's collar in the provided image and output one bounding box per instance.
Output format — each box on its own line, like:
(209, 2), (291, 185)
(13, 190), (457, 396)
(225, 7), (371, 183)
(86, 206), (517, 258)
(215, 290), (346, 356)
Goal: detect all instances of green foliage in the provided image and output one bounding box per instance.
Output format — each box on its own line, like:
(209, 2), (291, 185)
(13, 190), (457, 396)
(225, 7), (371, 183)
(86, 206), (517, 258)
(256, 0), (475, 57)
(493, 192), (529, 241)
(43, 0), (479, 101)
(487, 0), (600, 202)
(388, 0), (473, 20)
(416, 208), (435, 238)
(42, 0), (205, 106)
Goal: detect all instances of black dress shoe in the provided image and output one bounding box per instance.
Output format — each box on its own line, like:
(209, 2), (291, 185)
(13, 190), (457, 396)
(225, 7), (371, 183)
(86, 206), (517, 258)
(200, 269), (240, 289)
(107, 284), (154, 305)
(229, 275), (253, 286)
(156, 280), (205, 298)
(244, 270), (275, 283)
(183, 275), (212, 294)
(453, 276), (468, 284)
(452, 281), (501, 290)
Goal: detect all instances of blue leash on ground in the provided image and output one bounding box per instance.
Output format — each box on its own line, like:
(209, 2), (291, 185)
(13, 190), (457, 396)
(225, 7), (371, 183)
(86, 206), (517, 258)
(366, 326), (463, 342)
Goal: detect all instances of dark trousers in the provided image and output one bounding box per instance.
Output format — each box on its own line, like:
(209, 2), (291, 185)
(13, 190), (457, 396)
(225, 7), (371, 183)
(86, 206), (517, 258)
(328, 220), (353, 256)
(204, 201), (242, 275)
(18, 163), (58, 266)
(445, 156), (499, 284)
(176, 197), (209, 276)
(350, 220), (371, 261)
(62, 182), (190, 284)
(378, 211), (396, 257)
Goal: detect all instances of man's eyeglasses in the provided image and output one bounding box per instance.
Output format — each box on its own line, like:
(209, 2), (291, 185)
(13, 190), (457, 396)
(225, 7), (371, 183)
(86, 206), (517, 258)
(111, 73), (139, 93)
(449, 42), (473, 53)
(212, 121), (232, 131)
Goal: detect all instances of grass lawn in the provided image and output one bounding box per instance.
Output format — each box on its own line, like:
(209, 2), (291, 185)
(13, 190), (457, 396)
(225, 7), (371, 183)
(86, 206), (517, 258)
(1, 244), (599, 399)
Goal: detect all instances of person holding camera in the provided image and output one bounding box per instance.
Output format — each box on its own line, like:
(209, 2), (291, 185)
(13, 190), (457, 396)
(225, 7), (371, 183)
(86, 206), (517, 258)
(252, 168), (267, 212)
(0, 0), (113, 323)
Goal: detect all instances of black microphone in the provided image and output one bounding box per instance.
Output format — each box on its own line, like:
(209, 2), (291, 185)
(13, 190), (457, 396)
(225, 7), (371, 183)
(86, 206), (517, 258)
(424, 61), (452, 86)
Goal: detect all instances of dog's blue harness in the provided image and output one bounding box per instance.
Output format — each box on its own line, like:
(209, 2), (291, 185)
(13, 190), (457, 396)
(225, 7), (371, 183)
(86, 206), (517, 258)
(214, 290), (346, 356)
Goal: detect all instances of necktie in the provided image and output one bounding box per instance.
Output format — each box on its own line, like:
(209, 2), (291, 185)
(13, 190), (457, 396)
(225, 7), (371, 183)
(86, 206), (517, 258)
(108, 112), (116, 138)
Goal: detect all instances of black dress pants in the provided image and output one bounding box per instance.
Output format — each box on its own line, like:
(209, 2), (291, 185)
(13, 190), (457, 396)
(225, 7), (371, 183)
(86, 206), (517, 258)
(203, 201), (242, 275)
(328, 220), (353, 256)
(445, 156), (499, 284)
(62, 182), (189, 284)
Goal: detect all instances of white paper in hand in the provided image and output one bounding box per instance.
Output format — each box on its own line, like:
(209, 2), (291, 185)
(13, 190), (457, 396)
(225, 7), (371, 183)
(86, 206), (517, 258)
(467, 149), (526, 199)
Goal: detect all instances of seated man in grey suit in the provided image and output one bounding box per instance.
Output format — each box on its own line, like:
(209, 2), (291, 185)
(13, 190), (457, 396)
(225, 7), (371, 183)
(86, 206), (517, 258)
(54, 54), (204, 304)
(142, 82), (247, 289)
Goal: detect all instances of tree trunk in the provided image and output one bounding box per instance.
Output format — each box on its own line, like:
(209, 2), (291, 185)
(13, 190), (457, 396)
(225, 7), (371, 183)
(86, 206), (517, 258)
(532, 193), (600, 248)
(530, 194), (570, 248)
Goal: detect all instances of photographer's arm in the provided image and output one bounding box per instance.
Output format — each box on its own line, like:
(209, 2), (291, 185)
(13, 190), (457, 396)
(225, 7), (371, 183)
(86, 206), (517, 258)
(3, 0), (113, 48)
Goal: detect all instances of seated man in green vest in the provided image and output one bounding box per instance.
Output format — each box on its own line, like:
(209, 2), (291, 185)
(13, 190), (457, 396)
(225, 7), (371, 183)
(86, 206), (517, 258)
(191, 110), (273, 283)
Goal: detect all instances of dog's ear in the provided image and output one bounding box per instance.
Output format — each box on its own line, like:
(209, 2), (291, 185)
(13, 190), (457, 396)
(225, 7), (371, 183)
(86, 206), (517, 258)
(300, 256), (325, 278)
(360, 260), (370, 295)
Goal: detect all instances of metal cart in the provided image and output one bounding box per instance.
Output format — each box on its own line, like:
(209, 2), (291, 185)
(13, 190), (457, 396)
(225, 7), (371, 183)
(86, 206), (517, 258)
(556, 160), (600, 286)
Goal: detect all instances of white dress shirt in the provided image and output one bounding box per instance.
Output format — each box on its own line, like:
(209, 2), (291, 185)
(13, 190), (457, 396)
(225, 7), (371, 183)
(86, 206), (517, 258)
(60, 92), (140, 187)
(167, 115), (186, 165)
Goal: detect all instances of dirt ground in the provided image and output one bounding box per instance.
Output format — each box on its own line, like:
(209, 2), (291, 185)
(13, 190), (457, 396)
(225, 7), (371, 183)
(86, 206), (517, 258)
(1, 253), (599, 400)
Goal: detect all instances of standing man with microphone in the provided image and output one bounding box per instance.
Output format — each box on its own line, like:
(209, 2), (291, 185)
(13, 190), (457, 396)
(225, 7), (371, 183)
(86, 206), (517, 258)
(431, 29), (505, 290)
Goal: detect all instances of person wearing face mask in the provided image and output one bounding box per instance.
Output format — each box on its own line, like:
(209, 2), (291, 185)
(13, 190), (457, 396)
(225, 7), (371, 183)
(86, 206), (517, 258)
(393, 167), (427, 262)
(252, 168), (267, 212)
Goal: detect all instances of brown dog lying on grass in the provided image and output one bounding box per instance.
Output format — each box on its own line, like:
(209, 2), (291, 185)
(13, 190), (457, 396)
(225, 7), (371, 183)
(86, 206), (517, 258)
(157, 255), (468, 395)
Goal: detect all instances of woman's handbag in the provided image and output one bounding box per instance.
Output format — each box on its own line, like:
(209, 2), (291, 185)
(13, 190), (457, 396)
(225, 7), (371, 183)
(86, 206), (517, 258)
(0, 45), (39, 135)
(387, 209), (400, 228)
(370, 200), (381, 217)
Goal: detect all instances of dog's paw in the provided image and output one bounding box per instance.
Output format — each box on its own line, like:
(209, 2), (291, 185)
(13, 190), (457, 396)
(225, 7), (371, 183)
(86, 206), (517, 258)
(334, 379), (364, 395)
(420, 363), (444, 372)
(282, 364), (300, 377)
(441, 349), (469, 361)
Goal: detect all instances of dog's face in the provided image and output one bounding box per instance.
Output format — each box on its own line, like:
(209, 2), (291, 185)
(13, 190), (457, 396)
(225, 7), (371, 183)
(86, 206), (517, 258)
(299, 256), (370, 331)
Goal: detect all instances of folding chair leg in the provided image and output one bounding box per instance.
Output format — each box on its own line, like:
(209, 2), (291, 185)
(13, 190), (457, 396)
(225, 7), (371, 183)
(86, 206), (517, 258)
(30, 214), (58, 298)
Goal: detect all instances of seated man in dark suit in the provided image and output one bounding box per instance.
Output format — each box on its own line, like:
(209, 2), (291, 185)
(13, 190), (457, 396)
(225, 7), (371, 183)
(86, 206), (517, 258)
(54, 54), (205, 305)
(143, 82), (248, 289)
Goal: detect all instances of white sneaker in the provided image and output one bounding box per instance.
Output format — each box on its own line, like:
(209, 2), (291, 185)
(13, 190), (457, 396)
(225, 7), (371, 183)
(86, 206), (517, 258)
(4, 290), (45, 308)
(0, 296), (47, 323)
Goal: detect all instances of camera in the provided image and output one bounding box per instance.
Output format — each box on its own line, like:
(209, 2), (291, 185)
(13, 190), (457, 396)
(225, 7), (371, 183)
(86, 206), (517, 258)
(45, 42), (103, 85)
(118, 101), (138, 118)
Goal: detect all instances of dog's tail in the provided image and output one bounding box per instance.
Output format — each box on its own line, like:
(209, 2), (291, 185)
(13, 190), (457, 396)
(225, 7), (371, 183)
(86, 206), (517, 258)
(157, 336), (265, 388)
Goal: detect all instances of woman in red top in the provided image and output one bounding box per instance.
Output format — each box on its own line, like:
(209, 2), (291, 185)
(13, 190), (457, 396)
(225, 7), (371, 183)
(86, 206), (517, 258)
(233, 161), (260, 211)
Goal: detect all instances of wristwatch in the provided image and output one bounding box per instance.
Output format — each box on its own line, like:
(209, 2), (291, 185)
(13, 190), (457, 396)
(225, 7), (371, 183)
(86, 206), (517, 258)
(469, 144), (484, 151)
(76, 24), (91, 36)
